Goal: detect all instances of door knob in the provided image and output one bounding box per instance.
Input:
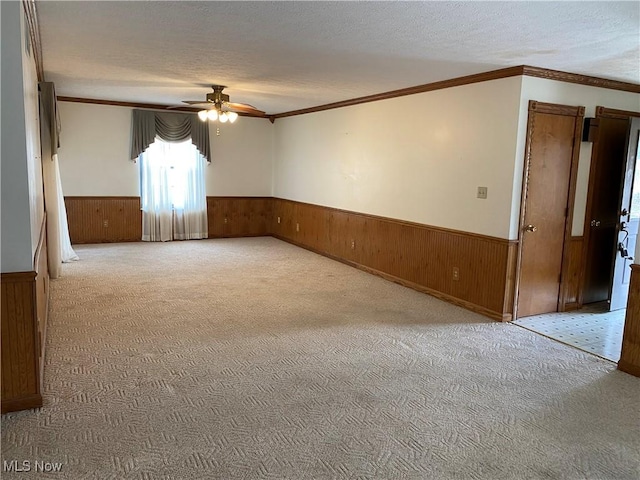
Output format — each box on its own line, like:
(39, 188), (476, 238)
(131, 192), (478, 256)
(524, 224), (537, 232)
(590, 220), (601, 227)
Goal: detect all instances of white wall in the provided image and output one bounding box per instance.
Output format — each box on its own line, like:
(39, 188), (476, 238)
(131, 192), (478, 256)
(273, 77), (523, 239)
(0, 1), (43, 272)
(208, 116), (273, 196)
(57, 103), (137, 196)
(57, 102), (274, 197)
(514, 77), (640, 238)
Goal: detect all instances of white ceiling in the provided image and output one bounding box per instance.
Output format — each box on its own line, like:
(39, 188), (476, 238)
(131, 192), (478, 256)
(37, 1), (639, 115)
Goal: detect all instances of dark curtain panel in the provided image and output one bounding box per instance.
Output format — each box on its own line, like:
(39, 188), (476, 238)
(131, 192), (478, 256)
(130, 109), (210, 162)
(39, 82), (61, 156)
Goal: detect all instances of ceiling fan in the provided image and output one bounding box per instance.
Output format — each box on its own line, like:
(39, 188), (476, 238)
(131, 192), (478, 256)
(180, 85), (265, 122)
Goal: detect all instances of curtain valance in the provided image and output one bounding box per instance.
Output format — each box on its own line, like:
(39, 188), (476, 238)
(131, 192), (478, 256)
(39, 82), (61, 157)
(130, 109), (210, 162)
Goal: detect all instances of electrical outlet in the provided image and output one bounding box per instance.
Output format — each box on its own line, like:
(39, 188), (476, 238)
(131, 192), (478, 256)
(452, 267), (460, 281)
(351, 240), (355, 249)
(103, 219), (109, 228)
(477, 186), (488, 199)
(296, 223), (299, 232)
(224, 217), (228, 224)
(277, 216), (281, 224)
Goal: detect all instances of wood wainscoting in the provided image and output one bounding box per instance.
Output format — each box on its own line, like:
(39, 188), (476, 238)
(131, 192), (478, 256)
(65, 196), (142, 244)
(60, 196), (593, 322)
(207, 197), (272, 238)
(619, 264), (640, 377)
(1, 215), (50, 413)
(272, 198), (518, 321)
(65, 196), (273, 243)
(562, 236), (584, 311)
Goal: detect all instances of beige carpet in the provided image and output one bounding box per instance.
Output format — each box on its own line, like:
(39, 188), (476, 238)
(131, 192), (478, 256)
(2, 237), (639, 479)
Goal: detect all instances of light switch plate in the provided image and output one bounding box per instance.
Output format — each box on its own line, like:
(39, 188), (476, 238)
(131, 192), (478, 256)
(477, 186), (488, 199)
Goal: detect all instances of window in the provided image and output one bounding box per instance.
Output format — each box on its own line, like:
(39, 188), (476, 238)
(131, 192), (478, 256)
(139, 137), (208, 241)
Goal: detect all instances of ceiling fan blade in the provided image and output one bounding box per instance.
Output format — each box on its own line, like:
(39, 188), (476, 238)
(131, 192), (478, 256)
(225, 102), (266, 116)
(166, 104), (199, 110)
(182, 100), (211, 105)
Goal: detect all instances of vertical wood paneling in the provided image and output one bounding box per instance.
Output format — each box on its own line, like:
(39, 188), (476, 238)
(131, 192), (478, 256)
(1, 276), (41, 412)
(207, 197), (272, 238)
(1, 216), (48, 413)
(64, 196), (517, 319)
(272, 198), (516, 320)
(619, 264), (640, 377)
(502, 243), (518, 320)
(561, 236), (584, 310)
(66, 196), (272, 243)
(207, 197), (224, 238)
(65, 196), (142, 244)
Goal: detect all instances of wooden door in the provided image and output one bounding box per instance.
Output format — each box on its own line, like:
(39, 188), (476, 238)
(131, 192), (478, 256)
(583, 116), (632, 304)
(610, 119), (640, 311)
(516, 102), (582, 318)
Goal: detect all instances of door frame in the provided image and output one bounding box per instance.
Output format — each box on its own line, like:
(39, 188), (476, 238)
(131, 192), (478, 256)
(513, 100), (584, 319)
(580, 107), (640, 307)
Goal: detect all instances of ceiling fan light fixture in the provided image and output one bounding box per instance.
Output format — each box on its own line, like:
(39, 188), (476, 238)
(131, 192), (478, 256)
(182, 86), (263, 123)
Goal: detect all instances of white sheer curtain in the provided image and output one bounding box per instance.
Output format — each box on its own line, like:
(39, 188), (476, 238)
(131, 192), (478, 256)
(140, 137), (208, 242)
(140, 140), (173, 242)
(173, 145), (208, 240)
(53, 154), (79, 263)
(42, 152), (79, 277)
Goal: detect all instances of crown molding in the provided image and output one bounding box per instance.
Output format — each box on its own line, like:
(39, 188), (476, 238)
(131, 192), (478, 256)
(272, 66), (526, 120)
(56, 65), (639, 121)
(272, 65), (639, 120)
(522, 66), (640, 94)
(22, 0), (44, 82)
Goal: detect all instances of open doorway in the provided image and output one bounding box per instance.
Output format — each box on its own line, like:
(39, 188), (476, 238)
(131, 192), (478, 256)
(514, 108), (640, 362)
(583, 110), (640, 312)
(514, 107), (640, 362)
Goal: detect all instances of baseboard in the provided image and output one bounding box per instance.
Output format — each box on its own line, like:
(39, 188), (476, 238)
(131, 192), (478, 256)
(272, 235), (504, 321)
(208, 233), (268, 239)
(617, 359), (640, 378)
(1, 394), (42, 414)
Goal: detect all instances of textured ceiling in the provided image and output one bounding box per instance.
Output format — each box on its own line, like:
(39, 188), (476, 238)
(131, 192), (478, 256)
(37, 1), (639, 114)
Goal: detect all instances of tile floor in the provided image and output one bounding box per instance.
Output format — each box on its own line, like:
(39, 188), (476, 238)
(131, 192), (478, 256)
(513, 303), (626, 362)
